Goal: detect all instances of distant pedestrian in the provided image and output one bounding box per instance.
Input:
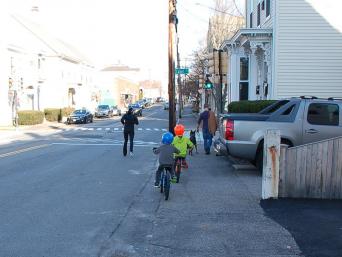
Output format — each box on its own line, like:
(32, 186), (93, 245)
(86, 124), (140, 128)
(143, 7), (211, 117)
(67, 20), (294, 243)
(121, 107), (139, 156)
(197, 104), (217, 154)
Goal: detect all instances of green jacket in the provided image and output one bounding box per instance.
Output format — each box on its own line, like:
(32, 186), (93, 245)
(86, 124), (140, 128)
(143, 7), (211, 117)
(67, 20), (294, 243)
(172, 136), (193, 157)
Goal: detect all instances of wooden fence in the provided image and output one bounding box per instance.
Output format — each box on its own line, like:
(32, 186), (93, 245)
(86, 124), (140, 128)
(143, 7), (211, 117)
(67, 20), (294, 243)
(279, 136), (342, 199)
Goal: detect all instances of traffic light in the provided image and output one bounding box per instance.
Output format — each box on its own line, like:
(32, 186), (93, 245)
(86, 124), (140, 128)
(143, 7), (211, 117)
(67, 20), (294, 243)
(204, 77), (213, 89)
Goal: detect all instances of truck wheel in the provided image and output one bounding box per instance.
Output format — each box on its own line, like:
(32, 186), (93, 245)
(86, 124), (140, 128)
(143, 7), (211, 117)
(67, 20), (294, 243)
(255, 148), (263, 174)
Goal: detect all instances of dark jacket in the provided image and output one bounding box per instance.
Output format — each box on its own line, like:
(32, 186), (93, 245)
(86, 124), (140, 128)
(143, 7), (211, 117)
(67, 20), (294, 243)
(153, 144), (180, 165)
(198, 110), (217, 135)
(121, 112), (139, 132)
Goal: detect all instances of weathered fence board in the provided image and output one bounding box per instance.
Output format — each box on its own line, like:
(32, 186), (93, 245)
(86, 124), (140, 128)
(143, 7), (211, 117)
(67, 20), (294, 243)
(279, 136), (342, 199)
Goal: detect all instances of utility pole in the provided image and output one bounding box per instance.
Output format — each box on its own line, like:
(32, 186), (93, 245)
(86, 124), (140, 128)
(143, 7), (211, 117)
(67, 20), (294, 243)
(176, 38), (182, 119)
(218, 49), (223, 114)
(168, 0), (177, 133)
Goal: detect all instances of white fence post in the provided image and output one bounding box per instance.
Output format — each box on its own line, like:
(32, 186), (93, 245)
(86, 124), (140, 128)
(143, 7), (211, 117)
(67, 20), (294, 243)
(262, 130), (281, 199)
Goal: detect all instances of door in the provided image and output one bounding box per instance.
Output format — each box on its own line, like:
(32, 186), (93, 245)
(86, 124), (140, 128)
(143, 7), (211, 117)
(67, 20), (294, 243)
(303, 102), (341, 144)
(239, 57), (249, 100)
(239, 82), (249, 100)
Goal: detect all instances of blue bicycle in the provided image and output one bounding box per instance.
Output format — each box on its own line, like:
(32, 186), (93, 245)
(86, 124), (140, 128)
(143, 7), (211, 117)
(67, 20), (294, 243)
(159, 165), (173, 201)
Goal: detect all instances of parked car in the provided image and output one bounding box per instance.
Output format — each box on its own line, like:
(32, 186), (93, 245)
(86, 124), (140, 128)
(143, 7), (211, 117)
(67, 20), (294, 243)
(67, 109), (93, 124)
(214, 97), (342, 171)
(163, 101), (169, 110)
(128, 103), (143, 116)
(111, 105), (121, 116)
(95, 105), (113, 118)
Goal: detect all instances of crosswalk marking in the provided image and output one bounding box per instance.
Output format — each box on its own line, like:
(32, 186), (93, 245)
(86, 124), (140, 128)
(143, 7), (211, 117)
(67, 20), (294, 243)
(66, 127), (174, 132)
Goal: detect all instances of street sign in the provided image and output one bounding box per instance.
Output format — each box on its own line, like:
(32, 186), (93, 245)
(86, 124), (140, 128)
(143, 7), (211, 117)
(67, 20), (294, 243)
(175, 68), (189, 75)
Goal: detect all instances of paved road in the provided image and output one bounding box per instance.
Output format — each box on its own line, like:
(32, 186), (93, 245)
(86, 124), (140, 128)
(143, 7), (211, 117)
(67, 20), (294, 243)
(0, 105), (169, 257)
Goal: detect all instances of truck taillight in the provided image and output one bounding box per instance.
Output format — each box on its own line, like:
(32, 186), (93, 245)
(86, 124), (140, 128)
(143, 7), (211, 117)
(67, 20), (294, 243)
(224, 119), (234, 140)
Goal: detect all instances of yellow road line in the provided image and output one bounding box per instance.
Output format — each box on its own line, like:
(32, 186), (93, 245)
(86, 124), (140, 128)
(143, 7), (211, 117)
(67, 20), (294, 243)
(0, 144), (50, 158)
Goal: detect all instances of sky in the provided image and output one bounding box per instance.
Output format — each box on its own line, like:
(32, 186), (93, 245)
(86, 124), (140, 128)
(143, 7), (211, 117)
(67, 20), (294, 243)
(2, 0), (245, 83)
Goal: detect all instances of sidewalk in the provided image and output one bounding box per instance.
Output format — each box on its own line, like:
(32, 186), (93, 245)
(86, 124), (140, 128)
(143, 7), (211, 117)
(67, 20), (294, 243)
(164, 106), (301, 256)
(0, 121), (69, 143)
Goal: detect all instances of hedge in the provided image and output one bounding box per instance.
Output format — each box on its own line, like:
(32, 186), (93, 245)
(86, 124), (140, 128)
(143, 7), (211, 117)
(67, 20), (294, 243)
(18, 110), (44, 125)
(44, 107), (75, 122)
(228, 100), (277, 113)
(44, 108), (62, 122)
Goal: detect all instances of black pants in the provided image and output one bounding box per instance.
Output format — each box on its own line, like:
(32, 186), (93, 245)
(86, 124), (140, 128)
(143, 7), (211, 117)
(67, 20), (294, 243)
(123, 130), (134, 155)
(155, 165), (173, 185)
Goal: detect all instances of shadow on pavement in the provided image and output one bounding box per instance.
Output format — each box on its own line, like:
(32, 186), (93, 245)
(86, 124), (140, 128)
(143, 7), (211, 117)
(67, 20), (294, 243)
(260, 199), (342, 257)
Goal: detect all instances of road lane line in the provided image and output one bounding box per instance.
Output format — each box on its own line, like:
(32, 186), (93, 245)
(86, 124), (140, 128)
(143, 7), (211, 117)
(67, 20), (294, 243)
(52, 143), (158, 147)
(0, 144), (50, 158)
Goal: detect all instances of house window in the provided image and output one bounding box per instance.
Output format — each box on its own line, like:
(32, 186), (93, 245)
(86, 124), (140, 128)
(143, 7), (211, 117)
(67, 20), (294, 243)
(307, 103), (339, 126)
(250, 12), (253, 28)
(240, 58), (249, 80)
(262, 0), (265, 10)
(257, 3), (260, 26)
(266, 0), (270, 17)
(239, 58), (249, 101)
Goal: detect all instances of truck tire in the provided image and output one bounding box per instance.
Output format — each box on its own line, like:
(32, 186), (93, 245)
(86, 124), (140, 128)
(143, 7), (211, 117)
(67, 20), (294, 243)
(255, 147), (263, 173)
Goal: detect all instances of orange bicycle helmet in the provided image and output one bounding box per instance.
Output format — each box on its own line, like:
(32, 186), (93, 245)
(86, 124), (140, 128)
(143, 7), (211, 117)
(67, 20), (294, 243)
(174, 124), (185, 136)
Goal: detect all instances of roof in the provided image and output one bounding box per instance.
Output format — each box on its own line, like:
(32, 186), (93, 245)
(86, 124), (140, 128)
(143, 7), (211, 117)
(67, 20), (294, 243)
(101, 65), (140, 72)
(11, 14), (93, 66)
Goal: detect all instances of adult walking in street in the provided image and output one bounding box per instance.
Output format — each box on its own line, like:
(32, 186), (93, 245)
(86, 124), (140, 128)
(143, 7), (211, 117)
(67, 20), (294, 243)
(121, 107), (139, 156)
(197, 104), (217, 154)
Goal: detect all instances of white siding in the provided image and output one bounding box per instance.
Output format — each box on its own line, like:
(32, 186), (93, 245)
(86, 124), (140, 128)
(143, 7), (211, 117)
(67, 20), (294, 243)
(275, 0), (342, 98)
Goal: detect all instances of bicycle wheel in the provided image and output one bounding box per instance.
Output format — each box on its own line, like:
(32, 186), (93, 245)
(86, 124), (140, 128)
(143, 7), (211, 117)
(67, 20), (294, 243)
(164, 172), (170, 200)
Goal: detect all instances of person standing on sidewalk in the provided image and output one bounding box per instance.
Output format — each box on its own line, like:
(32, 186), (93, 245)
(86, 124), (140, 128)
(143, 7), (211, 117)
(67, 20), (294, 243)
(196, 104), (217, 154)
(121, 107), (139, 156)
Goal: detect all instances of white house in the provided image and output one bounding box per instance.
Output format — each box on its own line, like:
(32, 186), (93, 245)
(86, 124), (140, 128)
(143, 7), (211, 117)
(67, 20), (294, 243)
(221, 0), (342, 102)
(0, 13), (96, 126)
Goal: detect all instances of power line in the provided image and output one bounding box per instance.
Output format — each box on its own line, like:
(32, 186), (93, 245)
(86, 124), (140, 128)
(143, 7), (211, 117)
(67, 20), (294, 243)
(178, 3), (209, 23)
(195, 2), (243, 17)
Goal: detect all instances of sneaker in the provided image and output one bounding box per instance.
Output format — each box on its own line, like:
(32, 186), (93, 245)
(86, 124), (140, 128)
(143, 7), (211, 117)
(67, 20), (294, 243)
(154, 182), (160, 188)
(129, 152), (134, 157)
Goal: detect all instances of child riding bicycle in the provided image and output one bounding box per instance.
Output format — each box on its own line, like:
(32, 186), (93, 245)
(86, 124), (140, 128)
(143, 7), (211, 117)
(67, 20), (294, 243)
(172, 124), (193, 169)
(153, 132), (180, 187)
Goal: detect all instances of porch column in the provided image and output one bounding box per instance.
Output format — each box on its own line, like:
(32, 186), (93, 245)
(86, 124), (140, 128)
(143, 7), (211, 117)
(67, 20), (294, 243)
(263, 43), (272, 100)
(250, 42), (264, 100)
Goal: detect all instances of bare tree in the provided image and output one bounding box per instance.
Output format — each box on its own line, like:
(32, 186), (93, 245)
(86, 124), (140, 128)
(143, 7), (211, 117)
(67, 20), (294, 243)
(182, 46), (208, 112)
(206, 0), (245, 112)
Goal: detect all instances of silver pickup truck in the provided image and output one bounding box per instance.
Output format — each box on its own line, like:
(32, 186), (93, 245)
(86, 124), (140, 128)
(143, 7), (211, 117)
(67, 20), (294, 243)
(214, 97), (342, 170)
